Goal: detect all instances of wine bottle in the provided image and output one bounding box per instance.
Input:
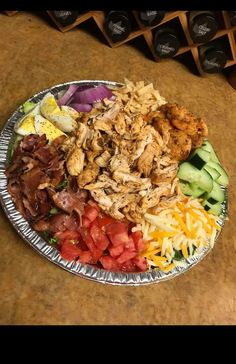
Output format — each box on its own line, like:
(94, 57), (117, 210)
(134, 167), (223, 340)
(188, 11), (218, 43)
(153, 27), (180, 58)
(229, 11), (236, 26)
(227, 65), (236, 90)
(52, 11), (79, 27)
(104, 11), (132, 43)
(199, 41), (227, 73)
(138, 11), (165, 26)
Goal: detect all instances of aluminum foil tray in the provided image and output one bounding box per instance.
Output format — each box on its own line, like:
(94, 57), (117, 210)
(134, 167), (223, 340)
(0, 80), (228, 285)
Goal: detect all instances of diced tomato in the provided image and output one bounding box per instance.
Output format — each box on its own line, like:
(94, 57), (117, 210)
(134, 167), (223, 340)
(131, 230), (145, 251)
(96, 214), (116, 229)
(87, 200), (100, 211)
(84, 205), (99, 222)
(105, 222), (129, 246)
(82, 216), (91, 228)
(120, 259), (137, 272)
(125, 235), (136, 250)
(89, 223), (110, 251)
(80, 227), (103, 262)
(116, 249), (137, 264)
(99, 256), (120, 271)
(76, 238), (88, 251)
(132, 257), (148, 272)
(109, 244), (124, 258)
(78, 250), (94, 264)
(55, 230), (80, 242)
(60, 240), (82, 261)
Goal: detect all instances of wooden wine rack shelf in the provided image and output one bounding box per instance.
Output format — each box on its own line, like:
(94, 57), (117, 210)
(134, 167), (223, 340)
(23, 11), (236, 75)
(3, 11), (19, 16)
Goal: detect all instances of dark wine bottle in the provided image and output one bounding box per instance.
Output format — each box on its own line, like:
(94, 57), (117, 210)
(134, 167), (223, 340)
(188, 11), (218, 43)
(52, 11), (79, 27)
(229, 11), (236, 26)
(138, 11), (165, 26)
(199, 41), (227, 73)
(153, 27), (180, 58)
(227, 65), (236, 90)
(104, 11), (132, 43)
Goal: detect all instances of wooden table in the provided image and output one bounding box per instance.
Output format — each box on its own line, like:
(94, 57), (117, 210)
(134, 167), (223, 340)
(0, 11), (235, 325)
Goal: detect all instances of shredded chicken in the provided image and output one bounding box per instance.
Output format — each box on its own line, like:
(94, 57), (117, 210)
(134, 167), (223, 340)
(62, 80), (206, 223)
(77, 163), (100, 187)
(66, 147), (85, 176)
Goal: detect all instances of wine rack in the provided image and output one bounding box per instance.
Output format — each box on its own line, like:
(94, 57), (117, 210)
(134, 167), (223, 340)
(48, 11), (236, 75)
(47, 11), (94, 32)
(3, 11), (18, 16)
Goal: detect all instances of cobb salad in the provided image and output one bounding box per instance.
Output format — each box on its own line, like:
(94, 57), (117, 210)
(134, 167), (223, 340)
(5, 79), (229, 274)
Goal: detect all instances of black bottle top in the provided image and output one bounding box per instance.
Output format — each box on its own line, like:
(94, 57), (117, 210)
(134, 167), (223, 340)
(228, 65), (236, 90)
(153, 27), (180, 58)
(52, 11), (79, 27)
(229, 11), (236, 26)
(138, 11), (165, 26)
(199, 42), (227, 73)
(189, 11), (218, 44)
(104, 11), (132, 43)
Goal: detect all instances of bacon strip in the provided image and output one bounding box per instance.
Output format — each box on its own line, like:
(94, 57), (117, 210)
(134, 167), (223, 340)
(6, 134), (66, 222)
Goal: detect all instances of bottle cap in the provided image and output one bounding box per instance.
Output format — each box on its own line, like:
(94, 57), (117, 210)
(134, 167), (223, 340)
(139, 11), (165, 26)
(52, 11), (79, 26)
(229, 11), (236, 26)
(200, 48), (227, 73)
(105, 12), (131, 42)
(154, 30), (180, 58)
(190, 14), (218, 43)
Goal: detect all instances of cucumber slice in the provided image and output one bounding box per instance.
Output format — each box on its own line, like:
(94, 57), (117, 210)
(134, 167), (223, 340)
(204, 181), (225, 203)
(22, 101), (37, 114)
(177, 162), (213, 193)
(202, 200), (223, 216)
(179, 181), (193, 196)
(179, 181), (204, 198)
(206, 161), (229, 187)
(201, 140), (220, 164)
(188, 148), (211, 170)
(203, 165), (221, 181)
(178, 162), (200, 181)
(189, 182), (205, 198)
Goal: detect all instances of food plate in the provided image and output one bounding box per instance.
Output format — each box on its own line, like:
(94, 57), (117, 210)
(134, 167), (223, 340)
(0, 80), (228, 285)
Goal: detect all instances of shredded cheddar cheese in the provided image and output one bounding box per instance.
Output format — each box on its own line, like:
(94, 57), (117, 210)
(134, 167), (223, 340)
(138, 197), (222, 272)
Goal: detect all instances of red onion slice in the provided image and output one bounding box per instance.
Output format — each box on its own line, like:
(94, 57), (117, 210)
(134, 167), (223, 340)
(73, 85), (113, 104)
(69, 103), (92, 112)
(57, 85), (79, 106)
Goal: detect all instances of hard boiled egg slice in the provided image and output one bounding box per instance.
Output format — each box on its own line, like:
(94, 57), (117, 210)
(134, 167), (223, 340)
(14, 104), (40, 136)
(61, 105), (80, 119)
(34, 115), (67, 143)
(47, 111), (77, 132)
(40, 92), (77, 132)
(40, 92), (61, 118)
